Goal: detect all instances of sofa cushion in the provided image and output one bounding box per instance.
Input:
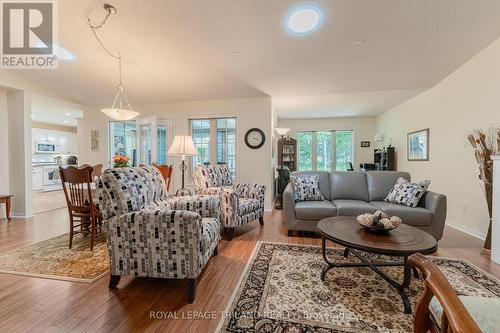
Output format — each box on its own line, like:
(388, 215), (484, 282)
(330, 172), (369, 201)
(291, 171), (331, 200)
(370, 201), (433, 226)
(430, 296), (500, 333)
(366, 171), (411, 201)
(291, 175), (324, 202)
(333, 199), (377, 216)
(385, 177), (431, 207)
(295, 201), (337, 221)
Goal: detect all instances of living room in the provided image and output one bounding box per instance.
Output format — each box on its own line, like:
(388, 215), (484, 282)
(0, 1), (499, 332)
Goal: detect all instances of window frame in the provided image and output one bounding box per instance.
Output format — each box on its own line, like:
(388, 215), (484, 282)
(297, 129), (355, 172)
(189, 116), (238, 180)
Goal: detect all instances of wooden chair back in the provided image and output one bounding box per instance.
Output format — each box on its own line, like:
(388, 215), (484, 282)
(153, 164), (173, 191)
(79, 164), (103, 180)
(408, 253), (482, 333)
(59, 166), (96, 215)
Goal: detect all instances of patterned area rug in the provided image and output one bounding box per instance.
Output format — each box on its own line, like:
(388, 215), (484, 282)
(0, 233), (109, 283)
(218, 242), (500, 332)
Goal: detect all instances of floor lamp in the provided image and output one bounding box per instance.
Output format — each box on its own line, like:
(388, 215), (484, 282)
(167, 135), (198, 196)
(275, 127), (291, 209)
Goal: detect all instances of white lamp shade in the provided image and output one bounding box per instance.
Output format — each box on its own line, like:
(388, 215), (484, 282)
(275, 127), (291, 136)
(374, 133), (384, 142)
(101, 108), (140, 121)
(168, 135), (198, 156)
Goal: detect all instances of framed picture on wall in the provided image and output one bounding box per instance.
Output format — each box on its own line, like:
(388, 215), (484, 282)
(91, 130), (99, 152)
(407, 128), (429, 161)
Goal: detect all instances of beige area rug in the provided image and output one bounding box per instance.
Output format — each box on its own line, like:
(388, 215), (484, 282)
(218, 242), (500, 332)
(0, 233), (109, 283)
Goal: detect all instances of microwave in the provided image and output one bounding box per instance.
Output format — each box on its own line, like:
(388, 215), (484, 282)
(36, 142), (56, 153)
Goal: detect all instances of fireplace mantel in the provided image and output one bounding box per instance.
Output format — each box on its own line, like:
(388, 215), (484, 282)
(492, 156), (500, 264)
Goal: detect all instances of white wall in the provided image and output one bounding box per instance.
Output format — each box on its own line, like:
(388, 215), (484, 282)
(376, 37), (500, 239)
(278, 116), (377, 170)
(78, 97), (275, 210)
(0, 91), (8, 218)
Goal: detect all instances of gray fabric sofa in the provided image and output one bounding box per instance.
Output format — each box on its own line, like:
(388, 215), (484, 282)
(283, 171), (447, 240)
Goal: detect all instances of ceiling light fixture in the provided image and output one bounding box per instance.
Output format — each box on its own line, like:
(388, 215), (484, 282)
(88, 4), (139, 121)
(284, 4), (324, 36)
(65, 112), (71, 116)
(232, 51), (240, 57)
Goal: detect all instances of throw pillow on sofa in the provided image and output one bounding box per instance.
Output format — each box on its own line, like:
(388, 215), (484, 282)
(385, 177), (430, 207)
(290, 175), (324, 202)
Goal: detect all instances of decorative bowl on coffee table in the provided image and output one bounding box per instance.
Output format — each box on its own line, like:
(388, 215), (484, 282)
(357, 210), (402, 232)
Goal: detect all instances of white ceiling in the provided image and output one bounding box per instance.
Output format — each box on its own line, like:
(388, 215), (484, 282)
(5, 0), (500, 118)
(31, 95), (84, 127)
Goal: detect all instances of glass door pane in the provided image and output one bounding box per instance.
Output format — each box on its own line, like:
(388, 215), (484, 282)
(156, 126), (167, 165)
(109, 121), (137, 167)
(297, 131), (313, 171)
(316, 131), (333, 171)
(335, 130), (353, 171)
(216, 118), (236, 178)
(139, 124), (152, 165)
(191, 119), (211, 167)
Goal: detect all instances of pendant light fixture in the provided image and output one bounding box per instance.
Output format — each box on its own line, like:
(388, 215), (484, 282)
(88, 4), (139, 121)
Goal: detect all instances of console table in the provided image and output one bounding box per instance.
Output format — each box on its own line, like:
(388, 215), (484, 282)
(492, 156), (500, 264)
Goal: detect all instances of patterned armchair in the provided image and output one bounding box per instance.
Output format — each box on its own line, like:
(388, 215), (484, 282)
(193, 164), (266, 240)
(95, 166), (220, 303)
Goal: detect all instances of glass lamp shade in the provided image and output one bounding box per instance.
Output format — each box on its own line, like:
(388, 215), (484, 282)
(275, 128), (291, 137)
(168, 135), (198, 156)
(101, 108), (140, 121)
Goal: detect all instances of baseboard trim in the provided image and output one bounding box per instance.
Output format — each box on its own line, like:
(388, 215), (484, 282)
(447, 223), (486, 241)
(10, 213), (34, 219)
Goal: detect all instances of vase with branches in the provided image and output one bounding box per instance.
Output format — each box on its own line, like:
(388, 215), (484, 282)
(468, 127), (500, 250)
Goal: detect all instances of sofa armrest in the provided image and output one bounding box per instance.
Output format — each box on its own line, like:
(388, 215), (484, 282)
(197, 186), (239, 226)
(104, 209), (206, 278)
(283, 183), (296, 222)
(168, 195), (221, 219)
(235, 183), (266, 206)
(420, 191), (447, 240)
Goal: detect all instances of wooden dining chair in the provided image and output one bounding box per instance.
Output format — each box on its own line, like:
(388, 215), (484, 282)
(80, 164), (103, 180)
(152, 163), (173, 191)
(59, 166), (102, 251)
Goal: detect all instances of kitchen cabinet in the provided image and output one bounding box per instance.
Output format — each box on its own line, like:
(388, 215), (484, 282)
(32, 128), (77, 154)
(32, 166), (43, 190)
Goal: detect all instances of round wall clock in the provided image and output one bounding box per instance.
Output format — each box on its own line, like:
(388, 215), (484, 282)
(244, 128), (266, 149)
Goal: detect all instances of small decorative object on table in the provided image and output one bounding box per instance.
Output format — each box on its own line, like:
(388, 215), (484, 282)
(357, 210), (402, 232)
(112, 155), (129, 168)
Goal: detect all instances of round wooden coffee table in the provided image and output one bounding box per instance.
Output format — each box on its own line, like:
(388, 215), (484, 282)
(317, 216), (437, 314)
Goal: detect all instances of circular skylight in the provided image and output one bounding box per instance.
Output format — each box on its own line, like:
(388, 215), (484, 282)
(284, 4), (324, 36)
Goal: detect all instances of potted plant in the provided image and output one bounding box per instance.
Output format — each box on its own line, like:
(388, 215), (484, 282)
(113, 155), (130, 168)
(468, 127), (500, 250)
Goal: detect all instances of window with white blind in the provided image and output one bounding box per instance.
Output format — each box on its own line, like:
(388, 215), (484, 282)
(297, 130), (353, 171)
(190, 117), (237, 178)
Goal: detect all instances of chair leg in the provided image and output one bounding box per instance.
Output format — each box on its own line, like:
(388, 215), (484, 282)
(213, 244), (219, 256)
(225, 227), (235, 240)
(109, 274), (121, 289)
(187, 278), (197, 303)
(69, 215), (74, 249)
(259, 216), (264, 226)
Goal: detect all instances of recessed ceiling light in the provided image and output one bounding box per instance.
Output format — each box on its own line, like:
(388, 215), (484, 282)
(232, 51), (240, 57)
(354, 39), (365, 47)
(30, 114), (35, 118)
(284, 4), (324, 36)
(63, 120), (69, 124)
(65, 112), (71, 116)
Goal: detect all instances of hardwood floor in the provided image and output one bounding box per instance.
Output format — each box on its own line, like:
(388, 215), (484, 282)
(0, 208), (498, 333)
(32, 190), (67, 215)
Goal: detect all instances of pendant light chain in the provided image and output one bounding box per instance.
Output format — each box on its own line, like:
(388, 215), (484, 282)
(87, 4), (139, 120)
